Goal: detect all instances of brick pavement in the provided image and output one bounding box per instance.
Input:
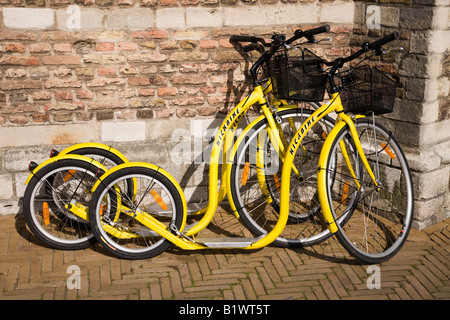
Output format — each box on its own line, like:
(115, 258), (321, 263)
(0, 211), (449, 301)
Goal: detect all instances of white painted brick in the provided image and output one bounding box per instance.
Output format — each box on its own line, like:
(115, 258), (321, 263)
(224, 4), (319, 27)
(102, 121), (146, 142)
(186, 8), (223, 28)
(105, 8), (154, 30)
(56, 8), (104, 30)
(405, 150), (441, 172)
(424, 79), (440, 102)
(156, 8), (185, 29)
(0, 174), (14, 200)
(427, 54), (443, 79)
(438, 76), (450, 97)
(428, 30), (450, 53)
(0, 124), (98, 148)
(320, 3), (355, 24)
(420, 101), (440, 124)
(15, 173), (29, 200)
(412, 166), (450, 200)
(433, 140), (450, 165)
(146, 119), (189, 140)
(3, 8), (54, 30)
(414, 195), (445, 221)
(420, 118), (450, 146)
(432, 6), (449, 30)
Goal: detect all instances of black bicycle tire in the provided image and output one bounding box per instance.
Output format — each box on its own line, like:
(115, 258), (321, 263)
(325, 118), (414, 263)
(229, 108), (337, 248)
(23, 159), (105, 250)
(89, 166), (184, 260)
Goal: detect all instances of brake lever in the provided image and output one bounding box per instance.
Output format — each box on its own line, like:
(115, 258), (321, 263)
(375, 47), (386, 55)
(318, 38), (333, 44)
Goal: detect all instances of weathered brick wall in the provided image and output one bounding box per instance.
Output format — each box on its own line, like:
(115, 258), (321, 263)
(0, 0), (448, 229)
(0, 1), (355, 215)
(354, 0), (450, 228)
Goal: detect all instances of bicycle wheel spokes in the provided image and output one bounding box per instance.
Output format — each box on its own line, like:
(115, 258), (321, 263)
(231, 108), (335, 247)
(29, 166), (96, 246)
(326, 120), (413, 263)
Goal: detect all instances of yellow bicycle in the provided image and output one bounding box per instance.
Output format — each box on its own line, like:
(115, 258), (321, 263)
(279, 31), (414, 263)
(23, 26), (332, 251)
(87, 31), (414, 264)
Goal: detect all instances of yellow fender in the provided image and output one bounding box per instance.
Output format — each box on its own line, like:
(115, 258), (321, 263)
(316, 119), (349, 234)
(91, 162), (188, 233)
(57, 142), (129, 164)
(25, 154), (108, 185)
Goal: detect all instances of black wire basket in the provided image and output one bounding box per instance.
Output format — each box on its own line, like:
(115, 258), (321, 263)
(268, 48), (328, 102)
(337, 65), (397, 115)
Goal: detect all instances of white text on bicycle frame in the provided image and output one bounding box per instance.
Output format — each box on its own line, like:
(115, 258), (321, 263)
(289, 116), (315, 155)
(216, 108), (242, 147)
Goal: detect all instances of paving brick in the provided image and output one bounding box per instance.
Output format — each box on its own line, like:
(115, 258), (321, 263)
(0, 215), (449, 300)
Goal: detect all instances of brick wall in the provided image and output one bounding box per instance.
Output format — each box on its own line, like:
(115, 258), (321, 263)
(0, 1), (355, 215)
(353, 0), (450, 228)
(0, 0), (448, 229)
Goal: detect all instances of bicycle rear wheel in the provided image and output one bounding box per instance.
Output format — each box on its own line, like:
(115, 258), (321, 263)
(322, 118), (414, 263)
(229, 108), (335, 247)
(23, 158), (105, 250)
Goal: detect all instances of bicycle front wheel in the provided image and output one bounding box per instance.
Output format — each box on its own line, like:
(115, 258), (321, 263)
(229, 108), (335, 247)
(89, 165), (184, 260)
(323, 118), (414, 263)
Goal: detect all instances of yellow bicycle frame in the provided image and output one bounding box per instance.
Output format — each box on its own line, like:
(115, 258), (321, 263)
(89, 84), (293, 250)
(57, 142), (129, 165)
(185, 85), (285, 244)
(192, 81), (292, 218)
(25, 154), (108, 185)
(279, 93), (379, 234)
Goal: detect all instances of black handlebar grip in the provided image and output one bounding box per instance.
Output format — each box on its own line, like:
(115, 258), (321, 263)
(242, 43), (259, 52)
(230, 35), (258, 43)
(368, 32), (399, 50)
(302, 24), (330, 38)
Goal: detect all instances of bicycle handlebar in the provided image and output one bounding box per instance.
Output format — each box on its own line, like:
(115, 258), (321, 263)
(229, 35), (268, 46)
(326, 32), (399, 93)
(229, 27), (398, 88)
(230, 25), (330, 85)
(367, 31), (399, 51)
(291, 25), (330, 44)
(229, 24), (330, 49)
(324, 32), (400, 68)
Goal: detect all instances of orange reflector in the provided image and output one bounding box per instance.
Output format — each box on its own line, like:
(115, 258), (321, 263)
(341, 181), (349, 204)
(241, 162), (250, 186)
(273, 173), (281, 190)
(43, 202), (50, 225)
(99, 204), (107, 216)
(64, 169), (76, 182)
(382, 143), (396, 159)
(151, 190), (168, 210)
(322, 132), (327, 140)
